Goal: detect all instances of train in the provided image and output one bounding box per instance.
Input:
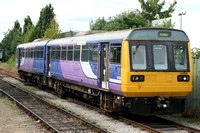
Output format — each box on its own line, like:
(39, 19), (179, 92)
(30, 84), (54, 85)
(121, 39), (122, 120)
(0, 49), (5, 62)
(16, 28), (193, 114)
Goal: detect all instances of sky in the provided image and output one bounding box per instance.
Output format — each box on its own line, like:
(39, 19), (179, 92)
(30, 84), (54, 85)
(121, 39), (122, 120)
(0, 0), (200, 48)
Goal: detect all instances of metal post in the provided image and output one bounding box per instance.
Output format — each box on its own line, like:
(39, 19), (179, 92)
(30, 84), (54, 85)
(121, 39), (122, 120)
(178, 12), (186, 30)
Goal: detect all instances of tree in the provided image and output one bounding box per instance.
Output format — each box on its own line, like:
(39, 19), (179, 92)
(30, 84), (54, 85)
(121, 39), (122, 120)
(153, 18), (175, 28)
(1, 20), (23, 60)
(43, 17), (63, 39)
(138, 0), (177, 25)
(23, 15), (32, 35)
(23, 24), (35, 43)
(90, 10), (148, 31)
(14, 20), (22, 32)
(191, 48), (200, 57)
(90, 17), (107, 30)
(36, 4), (55, 38)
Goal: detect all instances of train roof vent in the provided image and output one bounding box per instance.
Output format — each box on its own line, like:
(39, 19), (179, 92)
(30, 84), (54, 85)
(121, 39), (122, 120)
(75, 30), (106, 37)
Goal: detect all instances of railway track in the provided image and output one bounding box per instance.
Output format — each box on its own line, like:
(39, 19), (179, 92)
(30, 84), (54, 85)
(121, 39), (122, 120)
(1, 69), (200, 133)
(62, 94), (200, 133)
(0, 77), (108, 133)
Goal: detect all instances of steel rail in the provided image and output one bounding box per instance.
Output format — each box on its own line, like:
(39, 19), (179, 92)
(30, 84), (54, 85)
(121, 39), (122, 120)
(0, 88), (59, 133)
(0, 78), (108, 133)
(155, 116), (200, 133)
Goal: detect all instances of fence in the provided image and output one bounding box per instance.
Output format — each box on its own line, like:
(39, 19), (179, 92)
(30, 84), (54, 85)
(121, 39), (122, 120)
(186, 57), (200, 111)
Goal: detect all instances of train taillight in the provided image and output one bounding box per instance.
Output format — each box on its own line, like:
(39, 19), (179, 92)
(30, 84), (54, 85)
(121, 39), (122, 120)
(177, 75), (190, 82)
(131, 75), (145, 82)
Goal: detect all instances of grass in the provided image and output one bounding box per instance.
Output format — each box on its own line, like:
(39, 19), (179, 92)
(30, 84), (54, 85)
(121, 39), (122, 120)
(0, 61), (17, 73)
(1, 97), (20, 116)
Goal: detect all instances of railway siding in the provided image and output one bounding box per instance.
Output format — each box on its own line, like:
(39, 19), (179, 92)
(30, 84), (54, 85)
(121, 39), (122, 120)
(1, 76), (145, 133)
(0, 78), (108, 133)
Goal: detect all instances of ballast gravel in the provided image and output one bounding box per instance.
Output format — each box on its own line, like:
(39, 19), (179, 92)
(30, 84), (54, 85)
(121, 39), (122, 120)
(4, 77), (200, 133)
(3, 77), (145, 133)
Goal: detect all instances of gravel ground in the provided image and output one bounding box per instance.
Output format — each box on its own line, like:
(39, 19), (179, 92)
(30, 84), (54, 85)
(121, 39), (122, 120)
(0, 93), (46, 133)
(3, 76), (145, 133)
(3, 76), (200, 133)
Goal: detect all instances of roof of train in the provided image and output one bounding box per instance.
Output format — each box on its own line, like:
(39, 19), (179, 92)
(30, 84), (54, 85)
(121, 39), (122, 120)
(17, 28), (189, 48)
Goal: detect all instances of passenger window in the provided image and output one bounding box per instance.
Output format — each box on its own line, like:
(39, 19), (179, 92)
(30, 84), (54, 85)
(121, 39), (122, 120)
(153, 45), (168, 70)
(56, 47), (60, 60)
(31, 48), (33, 58)
(20, 49), (23, 58)
(110, 44), (121, 64)
(89, 44), (98, 62)
(67, 46), (73, 61)
(37, 48), (40, 59)
(34, 48), (37, 58)
(81, 45), (89, 62)
(51, 47), (56, 60)
(74, 45), (80, 61)
(61, 46), (67, 60)
(41, 47), (44, 59)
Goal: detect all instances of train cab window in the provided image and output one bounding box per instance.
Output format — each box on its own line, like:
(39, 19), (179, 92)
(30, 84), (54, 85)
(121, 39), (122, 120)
(61, 46), (67, 60)
(67, 46), (73, 61)
(56, 47), (60, 60)
(173, 45), (187, 70)
(81, 45), (89, 62)
(110, 44), (121, 64)
(153, 45), (168, 70)
(131, 45), (147, 70)
(51, 47), (56, 60)
(74, 45), (80, 61)
(89, 44), (98, 62)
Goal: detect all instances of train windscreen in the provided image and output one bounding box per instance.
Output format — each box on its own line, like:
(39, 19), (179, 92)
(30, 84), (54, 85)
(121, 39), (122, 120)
(129, 42), (189, 72)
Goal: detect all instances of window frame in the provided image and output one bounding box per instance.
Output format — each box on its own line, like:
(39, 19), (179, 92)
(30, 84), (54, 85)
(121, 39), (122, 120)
(81, 45), (89, 62)
(153, 44), (168, 70)
(110, 43), (121, 64)
(61, 46), (67, 60)
(74, 45), (80, 61)
(67, 45), (74, 61)
(89, 44), (98, 62)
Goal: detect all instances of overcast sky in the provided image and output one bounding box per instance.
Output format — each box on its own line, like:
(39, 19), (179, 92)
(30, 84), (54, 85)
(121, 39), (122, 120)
(0, 0), (200, 48)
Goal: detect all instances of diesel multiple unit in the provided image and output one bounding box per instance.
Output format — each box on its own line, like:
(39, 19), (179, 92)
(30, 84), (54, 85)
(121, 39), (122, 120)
(16, 28), (193, 114)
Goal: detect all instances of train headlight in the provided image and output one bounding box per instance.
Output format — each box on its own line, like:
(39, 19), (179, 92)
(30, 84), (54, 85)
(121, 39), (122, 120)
(131, 75), (145, 82)
(177, 75), (190, 82)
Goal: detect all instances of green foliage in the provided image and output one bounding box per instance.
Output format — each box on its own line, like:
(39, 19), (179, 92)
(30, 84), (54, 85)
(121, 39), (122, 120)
(23, 24), (36, 43)
(6, 54), (16, 66)
(90, 17), (107, 30)
(90, 10), (148, 31)
(138, 0), (177, 24)
(191, 48), (200, 57)
(23, 16), (32, 35)
(36, 4), (55, 38)
(1, 20), (23, 60)
(153, 18), (175, 28)
(43, 17), (63, 39)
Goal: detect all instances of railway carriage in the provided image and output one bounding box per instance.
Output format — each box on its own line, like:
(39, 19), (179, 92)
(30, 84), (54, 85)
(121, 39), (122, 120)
(0, 49), (5, 62)
(16, 28), (193, 114)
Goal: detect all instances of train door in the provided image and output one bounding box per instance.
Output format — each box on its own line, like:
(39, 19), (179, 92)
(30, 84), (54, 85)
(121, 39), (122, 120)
(46, 46), (51, 76)
(17, 49), (20, 69)
(100, 43), (110, 89)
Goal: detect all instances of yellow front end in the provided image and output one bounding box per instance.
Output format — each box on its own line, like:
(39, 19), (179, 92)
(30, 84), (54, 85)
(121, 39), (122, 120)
(121, 41), (193, 97)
